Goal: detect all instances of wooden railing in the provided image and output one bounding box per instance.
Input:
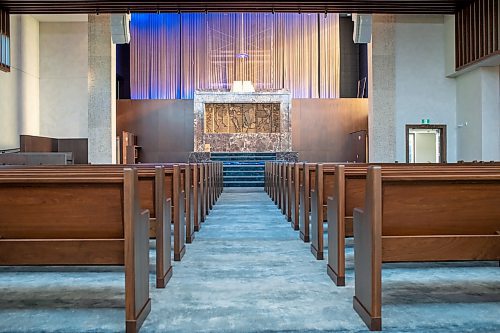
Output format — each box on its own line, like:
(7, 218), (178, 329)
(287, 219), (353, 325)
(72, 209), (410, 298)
(0, 7), (10, 72)
(455, 0), (499, 71)
(0, 147), (19, 154)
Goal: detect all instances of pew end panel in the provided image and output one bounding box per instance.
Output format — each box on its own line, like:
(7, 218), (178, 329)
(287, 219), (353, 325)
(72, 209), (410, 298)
(286, 163), (293, 222)
(310, 189), (323, 260)
(173, 165), (186, 261)
(291, 162), (300, 230)
(327, 164), (346, 286)
(353, 166), (382, 331)
(299, 163), (310, 243)
(310, 164), (324, 260)
(184, 164), (194, 244)
(192, 164), (201, 232)
(353, 166), (500, 331)
(124, 169), (152, 333)
(155, 167), (173, 288)
(200, 164), (206, 223)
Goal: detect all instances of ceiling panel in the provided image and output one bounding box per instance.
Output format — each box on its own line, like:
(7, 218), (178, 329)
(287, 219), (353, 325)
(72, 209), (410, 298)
(0, 1), (472, 15)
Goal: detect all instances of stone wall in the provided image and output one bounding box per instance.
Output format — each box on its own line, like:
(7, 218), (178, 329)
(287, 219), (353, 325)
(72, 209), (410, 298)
(193, 91), (292, 152)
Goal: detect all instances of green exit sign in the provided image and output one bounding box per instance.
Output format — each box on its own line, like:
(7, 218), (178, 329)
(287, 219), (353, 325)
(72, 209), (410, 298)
(421, 119), (430, 124)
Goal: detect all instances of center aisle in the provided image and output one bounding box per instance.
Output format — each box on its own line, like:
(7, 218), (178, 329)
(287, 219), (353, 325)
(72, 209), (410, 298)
(143, 187), (365, 332)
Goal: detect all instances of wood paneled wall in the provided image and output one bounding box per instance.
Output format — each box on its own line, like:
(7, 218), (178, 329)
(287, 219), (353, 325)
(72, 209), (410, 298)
(291, 99), (368, 162)
(455, 0), (499, 70)
(0, 7), (10, 72)
(117, 99), (195, 163)
(117, 98), (368, 163)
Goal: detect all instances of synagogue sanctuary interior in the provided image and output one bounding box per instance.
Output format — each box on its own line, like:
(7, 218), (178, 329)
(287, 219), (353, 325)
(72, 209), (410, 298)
(0, 0), (499, 332)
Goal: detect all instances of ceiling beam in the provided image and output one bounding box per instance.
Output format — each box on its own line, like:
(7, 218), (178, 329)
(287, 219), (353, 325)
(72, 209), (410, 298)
(0, 0), (472, 15)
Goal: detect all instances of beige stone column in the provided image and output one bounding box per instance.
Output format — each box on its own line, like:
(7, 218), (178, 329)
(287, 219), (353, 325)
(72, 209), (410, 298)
(368, 15), (397, 163)
(88, 14), (116, 164)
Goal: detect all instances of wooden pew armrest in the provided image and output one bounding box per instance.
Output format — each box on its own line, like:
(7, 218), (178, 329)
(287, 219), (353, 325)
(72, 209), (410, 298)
(141, 209), (150, 220)
(353, 208), (364, 221)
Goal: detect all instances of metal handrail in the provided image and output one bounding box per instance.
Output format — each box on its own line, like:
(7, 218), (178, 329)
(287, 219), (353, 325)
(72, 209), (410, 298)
(0, 147), (20, 154)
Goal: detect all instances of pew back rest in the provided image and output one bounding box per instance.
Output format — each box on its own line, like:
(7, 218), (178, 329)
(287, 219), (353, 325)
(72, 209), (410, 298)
(0, 177), (125, 239)
(0, 165), (182, 221)
(381, 176), (500, 236)
(339, 164), (500, 220)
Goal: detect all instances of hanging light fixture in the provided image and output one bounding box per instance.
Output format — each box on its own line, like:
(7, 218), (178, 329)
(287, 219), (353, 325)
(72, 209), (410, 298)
(236, 13), (249, 59)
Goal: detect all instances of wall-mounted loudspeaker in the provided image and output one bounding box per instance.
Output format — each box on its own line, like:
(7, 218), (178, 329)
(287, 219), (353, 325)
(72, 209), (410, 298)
(352, 14), (372, 44)
(111, 14), (131, 44)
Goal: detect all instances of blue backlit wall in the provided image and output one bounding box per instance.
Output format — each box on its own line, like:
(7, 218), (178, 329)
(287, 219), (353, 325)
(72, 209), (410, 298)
(130, 13), (340, 99)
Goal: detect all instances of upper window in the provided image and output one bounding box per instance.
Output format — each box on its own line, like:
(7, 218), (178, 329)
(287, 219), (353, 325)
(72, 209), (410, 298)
(0, 8), (10, 72)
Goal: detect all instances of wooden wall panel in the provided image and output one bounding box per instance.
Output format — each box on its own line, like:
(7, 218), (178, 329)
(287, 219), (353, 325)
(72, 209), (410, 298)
(19, 135), (88, 164)
(20, 135), (57, 152)
(291, 99), (368, 162)
(455, 0), (499, 70)
(57, 138), (88, 164)
(117, 99), (195, 163)
(117, 98), (367, 163)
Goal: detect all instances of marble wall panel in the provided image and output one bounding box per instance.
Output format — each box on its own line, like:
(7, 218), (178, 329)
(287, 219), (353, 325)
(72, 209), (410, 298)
(194, 91), (292, 152)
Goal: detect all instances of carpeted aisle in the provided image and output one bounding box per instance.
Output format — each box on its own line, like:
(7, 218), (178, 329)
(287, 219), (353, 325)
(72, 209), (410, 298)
(0, 187), (499, 332)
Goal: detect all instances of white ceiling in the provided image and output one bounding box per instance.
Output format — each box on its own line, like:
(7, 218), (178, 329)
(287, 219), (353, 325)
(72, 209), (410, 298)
(32, 14), (88, 22)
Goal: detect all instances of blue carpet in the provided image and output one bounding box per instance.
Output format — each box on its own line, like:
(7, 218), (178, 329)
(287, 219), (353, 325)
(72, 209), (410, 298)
(0, 187), (498, 332)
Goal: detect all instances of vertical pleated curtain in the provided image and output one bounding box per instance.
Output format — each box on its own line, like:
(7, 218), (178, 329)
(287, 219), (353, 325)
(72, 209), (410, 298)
(130, 13), (340, 99)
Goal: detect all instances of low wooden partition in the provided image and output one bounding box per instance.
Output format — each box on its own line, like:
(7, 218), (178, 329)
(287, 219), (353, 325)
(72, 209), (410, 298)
(353, 166), (500, 331)
(0, 169), (151, 333)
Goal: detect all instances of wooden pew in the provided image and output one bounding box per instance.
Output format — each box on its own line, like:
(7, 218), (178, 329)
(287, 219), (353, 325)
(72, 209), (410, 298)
(326, 163), (500, 286)
(0, 163), (188, 262)
(0, 169), (151, 333)
(0, 166), (174, 285)
(353, 166), (500, 331)
(310, 162), (498, 261)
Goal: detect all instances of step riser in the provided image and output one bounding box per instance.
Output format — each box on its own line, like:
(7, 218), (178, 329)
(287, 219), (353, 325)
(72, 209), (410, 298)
(224, 176), (264, 182)
(223, 166), (265, 171)
(225, 183), (264, 187)
(211, 152), (276, 156)
(212, 157), (276, 161)
(215, 152), (275, 188)
(224, 172), (263, 177)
